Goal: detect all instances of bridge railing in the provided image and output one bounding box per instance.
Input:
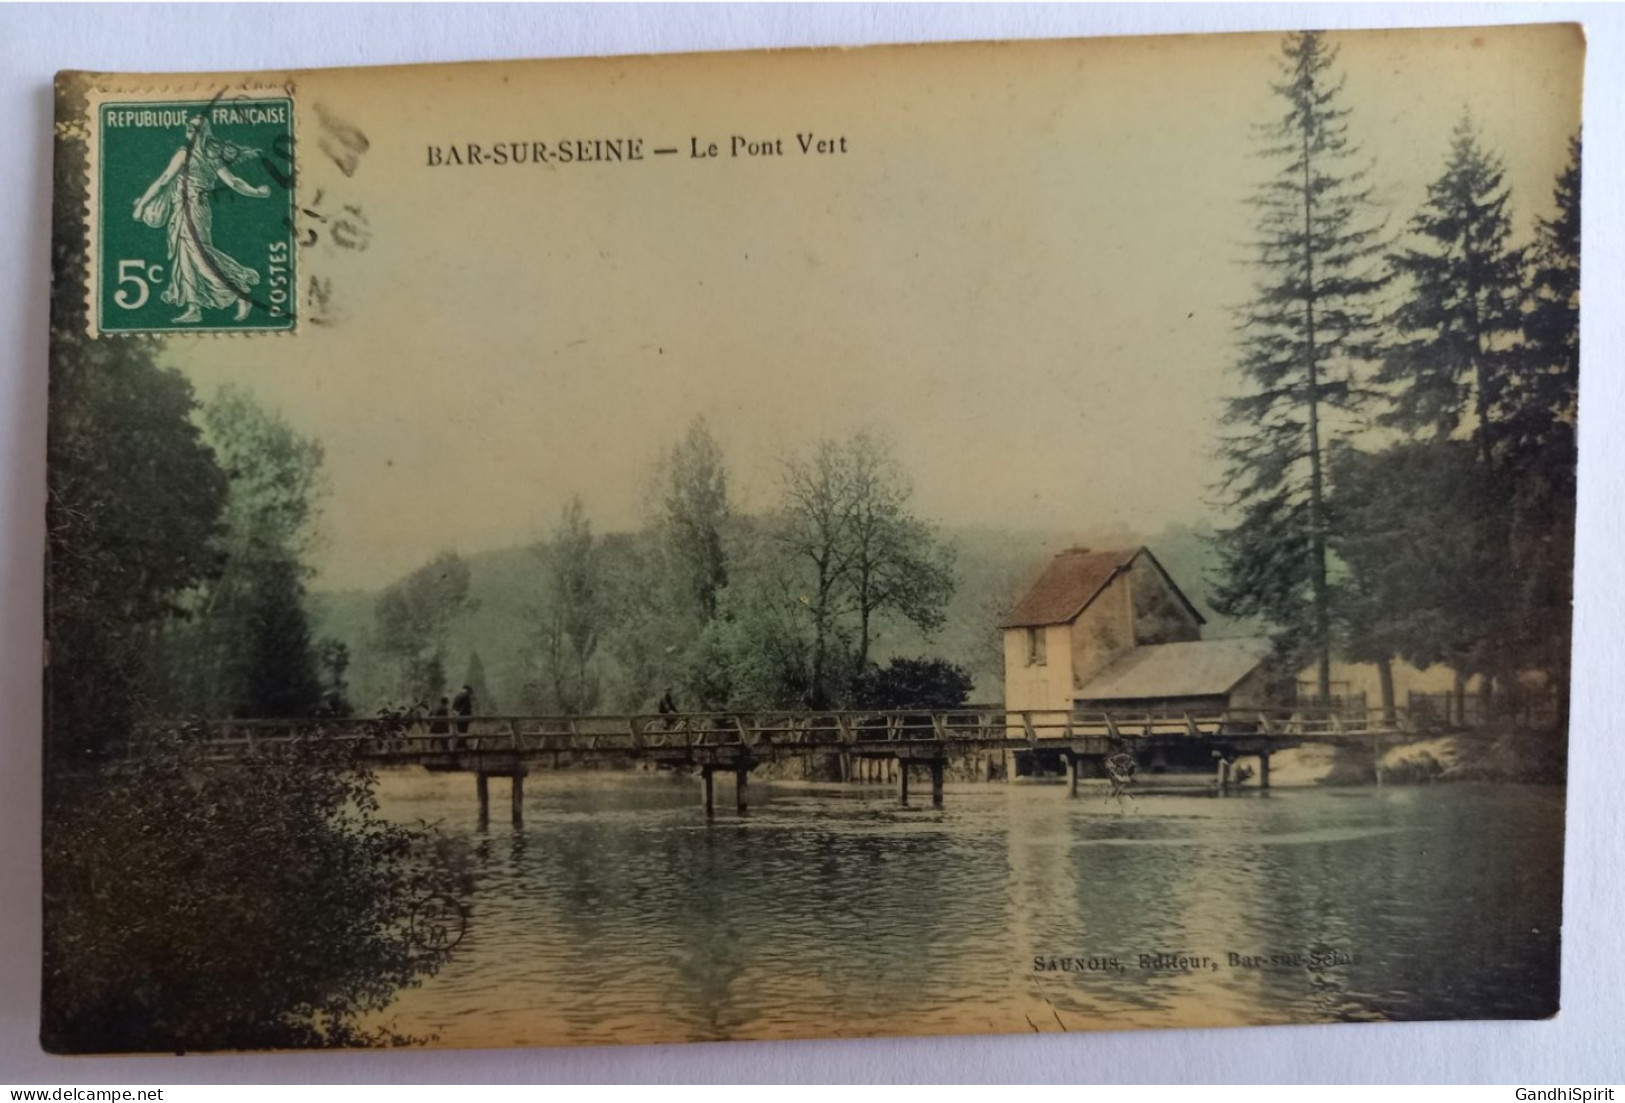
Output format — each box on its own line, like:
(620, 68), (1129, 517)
(136, 704), (1418, 759)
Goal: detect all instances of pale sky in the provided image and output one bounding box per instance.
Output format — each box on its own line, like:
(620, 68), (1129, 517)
(149, 24), (1583, 590)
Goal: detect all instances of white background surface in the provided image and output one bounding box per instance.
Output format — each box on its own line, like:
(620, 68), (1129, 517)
(0, 3), (1620, 1084)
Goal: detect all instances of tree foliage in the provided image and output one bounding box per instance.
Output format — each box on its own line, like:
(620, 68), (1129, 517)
(1503, 135), (1580, 691)
(462, 649), (494, 715)
(779, 433), (955, 706)
(842, 435), (956, 669)
(1510, 134), (1580, 467)
(779, 439), (859, 707)
(529, 496), (604, 713)
(156, 387), (329, 717)
(1213, 30), (1387, 698)
(43, 731), (464, 1052)
(684, 560), (816, 711)
(851, 657), (973, 711)
(1377, 117), (1526, 459)
(314, 638), (354, 716)
(601, 418), (734, 712)
(659, 416), (730, 625)
(1329, 441), (1507, 676)
(1331, 130), (1578, 709)
(373, 551), (475, 704)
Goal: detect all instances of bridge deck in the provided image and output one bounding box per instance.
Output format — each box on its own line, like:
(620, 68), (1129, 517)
(128, 707), (1452, 821)
(152, 705), (1429, 766)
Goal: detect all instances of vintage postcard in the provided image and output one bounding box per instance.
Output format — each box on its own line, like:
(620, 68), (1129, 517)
(43, 24), (1582, 1053)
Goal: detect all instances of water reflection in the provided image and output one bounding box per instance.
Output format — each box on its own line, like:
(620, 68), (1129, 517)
(374, 771), (1563, 1046)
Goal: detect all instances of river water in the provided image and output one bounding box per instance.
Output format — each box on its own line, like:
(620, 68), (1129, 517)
(371, 771), (1563, 1047)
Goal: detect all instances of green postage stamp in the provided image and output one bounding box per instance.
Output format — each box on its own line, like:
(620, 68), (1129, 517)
(87, 92), (296, 335)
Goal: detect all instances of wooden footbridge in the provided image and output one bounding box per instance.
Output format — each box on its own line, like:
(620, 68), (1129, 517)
(164, 706), (1428, 825)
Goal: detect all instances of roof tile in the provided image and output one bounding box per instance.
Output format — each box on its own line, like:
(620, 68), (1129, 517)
(999, 547), (1137, 628)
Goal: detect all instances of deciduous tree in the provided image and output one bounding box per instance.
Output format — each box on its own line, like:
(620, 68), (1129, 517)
(373, 551), (475, 704)
(158, 386), (328, 717)
(660, 416), (730, 624)
(779, 433), (956, 706)
(843, 434), (956, 671)
(530, 497), (603, 713)
(780, 440), (858, 707)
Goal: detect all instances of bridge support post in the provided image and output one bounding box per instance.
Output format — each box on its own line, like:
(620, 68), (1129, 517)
(1258, 750), (1271, 790)
(899, 761), (910, 807)
(1066, 754), (1079, 797)
(476, 772), (490, 829)
(511, 772), (525, 827)
(702, 765), (715, 818)
(930, 760), (944, 808)
(735, 763), (749, 814)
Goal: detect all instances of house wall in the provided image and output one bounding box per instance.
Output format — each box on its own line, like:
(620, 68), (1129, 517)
(1069, 569), (1136, 691)
(1226, 666), (1270, 710)
(1127, 555), (1203, 646)
(1002, 550), (1219, 722)
(1002, 623), (1075, 713)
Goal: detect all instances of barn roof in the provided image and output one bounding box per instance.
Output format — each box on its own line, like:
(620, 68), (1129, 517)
(1074, 638), (1273, 703)
(999, 546), (1205, 629)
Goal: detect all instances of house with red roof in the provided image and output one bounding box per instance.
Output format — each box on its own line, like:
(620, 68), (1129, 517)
(1000, 546), (1273, 715)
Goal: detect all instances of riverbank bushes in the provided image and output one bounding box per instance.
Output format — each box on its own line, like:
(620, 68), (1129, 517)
(1311, 728), (1568, 786)
(42, 729), (466, 1053)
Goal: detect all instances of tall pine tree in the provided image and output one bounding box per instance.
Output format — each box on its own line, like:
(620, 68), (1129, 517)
(1505, 134), (1580, 701)
(1375, 119), (1530, 696)
(1214, 30), (1386, 700)
(1378, 116), (1527, 462)
(1515, 133), (1580, 454)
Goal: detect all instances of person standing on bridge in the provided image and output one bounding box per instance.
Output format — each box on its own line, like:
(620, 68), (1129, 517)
(429, 696), (451, 751)
(657, 687), (677, 730)
(452, 684), (474, 747)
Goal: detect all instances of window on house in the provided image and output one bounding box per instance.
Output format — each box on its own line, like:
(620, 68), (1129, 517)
(1026, 627), (1047, 666)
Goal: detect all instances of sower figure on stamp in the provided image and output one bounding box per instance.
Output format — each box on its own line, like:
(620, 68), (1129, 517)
(132, 115), (268, 324)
